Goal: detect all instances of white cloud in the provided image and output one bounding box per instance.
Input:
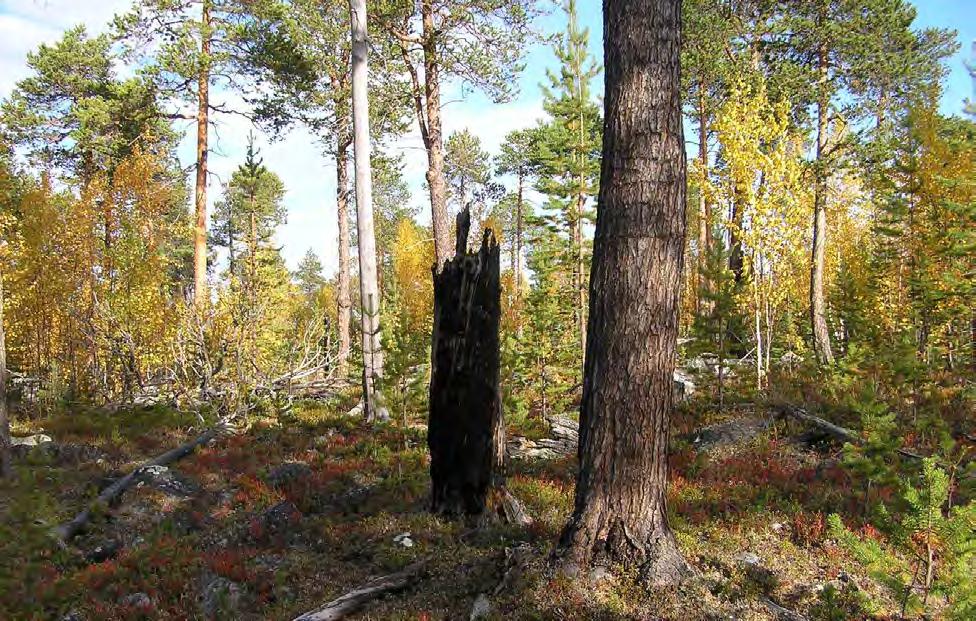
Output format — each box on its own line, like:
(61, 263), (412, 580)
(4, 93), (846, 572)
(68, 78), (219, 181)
(0, 1), (132, 95)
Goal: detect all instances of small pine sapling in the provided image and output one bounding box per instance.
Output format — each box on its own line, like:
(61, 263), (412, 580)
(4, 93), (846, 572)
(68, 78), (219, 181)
(830, 458), (974, 619)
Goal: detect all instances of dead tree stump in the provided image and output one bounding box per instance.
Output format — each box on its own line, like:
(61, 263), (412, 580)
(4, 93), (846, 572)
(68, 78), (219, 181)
(428, 208), (502, 517)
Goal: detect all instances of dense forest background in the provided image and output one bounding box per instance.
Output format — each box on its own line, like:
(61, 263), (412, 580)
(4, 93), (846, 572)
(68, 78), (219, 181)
(0, 0), (973, 620)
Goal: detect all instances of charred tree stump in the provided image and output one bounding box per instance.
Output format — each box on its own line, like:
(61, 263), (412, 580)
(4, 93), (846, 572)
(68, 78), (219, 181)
(428, 208), (502, 517)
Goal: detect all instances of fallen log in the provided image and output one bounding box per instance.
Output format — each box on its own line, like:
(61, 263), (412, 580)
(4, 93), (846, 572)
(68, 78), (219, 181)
(292, 559), (428, 621)
(761, 597), (807, 621)
(775, 404), (925, 460)
(54, 417), (236, 541)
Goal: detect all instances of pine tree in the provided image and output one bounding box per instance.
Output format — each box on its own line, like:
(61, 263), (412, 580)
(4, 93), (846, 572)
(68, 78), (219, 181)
(1, 27), (173, 185)
(294, 249), (326, 301)
(692, 231), (739, 410)
(115, 0), (289, 306)
(517, 220), (578, 419)
(495, 128), (539, 299)
(782, 0), (955, 366)
(559, 0), (689, 585)
(532, 0), (601, 356)
(0, 251), (9, 479)
(373, 0), (541, 268)
(444, 130), (500, 243)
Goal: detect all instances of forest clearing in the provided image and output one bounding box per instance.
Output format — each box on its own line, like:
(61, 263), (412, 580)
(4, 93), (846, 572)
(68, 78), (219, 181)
(0, 0), (974, 620)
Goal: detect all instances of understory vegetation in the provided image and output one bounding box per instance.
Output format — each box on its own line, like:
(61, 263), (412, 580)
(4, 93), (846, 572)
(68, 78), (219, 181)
(1, 0), (974, 619)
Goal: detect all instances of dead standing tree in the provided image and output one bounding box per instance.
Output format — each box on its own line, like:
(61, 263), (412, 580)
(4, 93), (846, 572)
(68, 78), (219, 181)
(428, 208), (505, 517)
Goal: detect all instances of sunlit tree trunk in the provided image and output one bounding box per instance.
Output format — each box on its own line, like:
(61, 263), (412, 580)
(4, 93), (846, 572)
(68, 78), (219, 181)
(0, 265), (10, 479)
(192, 0), (212, 306)
(514, 172), (524, 299)
(420, 0), (452, 269)
(697, 93), (710, 310)
(559, 0), (689, 585)
(349, 0), (387, 421)
(335, 126), (352, 378)
(810, 44), (834, 365)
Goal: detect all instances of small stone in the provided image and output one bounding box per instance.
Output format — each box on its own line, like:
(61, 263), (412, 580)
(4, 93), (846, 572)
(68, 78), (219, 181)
(556, 560), (581, 579)
(85, 539), (122, 564)
(393, 532), (415, 547)
(200, 577), (243, 618)
(136, 465), (199, 497)
(734, 552), (761, 567)
(469, 593), (491, 620)
(119, 592), (153, 611)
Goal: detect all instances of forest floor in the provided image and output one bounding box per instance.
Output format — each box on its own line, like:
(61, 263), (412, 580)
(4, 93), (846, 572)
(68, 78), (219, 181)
(0, 393), (924, 620)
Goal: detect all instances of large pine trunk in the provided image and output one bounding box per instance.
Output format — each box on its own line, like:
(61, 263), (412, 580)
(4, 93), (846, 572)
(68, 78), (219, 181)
(558, 0), (689, 586)
(428, 209), (502, 517)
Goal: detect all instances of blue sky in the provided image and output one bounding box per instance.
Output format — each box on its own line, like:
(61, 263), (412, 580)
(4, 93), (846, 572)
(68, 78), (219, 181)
(0, 0), (973, 277)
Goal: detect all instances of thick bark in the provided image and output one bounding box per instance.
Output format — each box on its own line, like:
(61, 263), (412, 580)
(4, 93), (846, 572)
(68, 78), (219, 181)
(192, 0), (211, 306)
(420, 0), (452, 270)
(335, 129), (352, 379)
(558, 0), (689, 585)
(349, 0), (387, 421)
(428, 209), (502, 517)
(810, 50), (834, 365)
(0, 267), (10, 479)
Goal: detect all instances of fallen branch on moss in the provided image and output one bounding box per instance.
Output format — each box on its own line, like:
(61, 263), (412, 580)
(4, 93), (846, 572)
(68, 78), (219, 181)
(292, 559), (429, 621)
(775, 404), (925, 460)
(54, 416), (238, 542)
(761, 596), (807, 621)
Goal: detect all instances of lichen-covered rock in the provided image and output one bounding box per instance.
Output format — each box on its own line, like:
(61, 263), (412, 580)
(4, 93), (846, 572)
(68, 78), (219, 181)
(688, 417), (772, 453)
(265, 462), (311, 489)
(248, 501), (302, 543)
(118, 592), (153, 612)
(11, 434), (52, 447)
(199, 576), (244, 618)
(135, 465), (199, 497)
